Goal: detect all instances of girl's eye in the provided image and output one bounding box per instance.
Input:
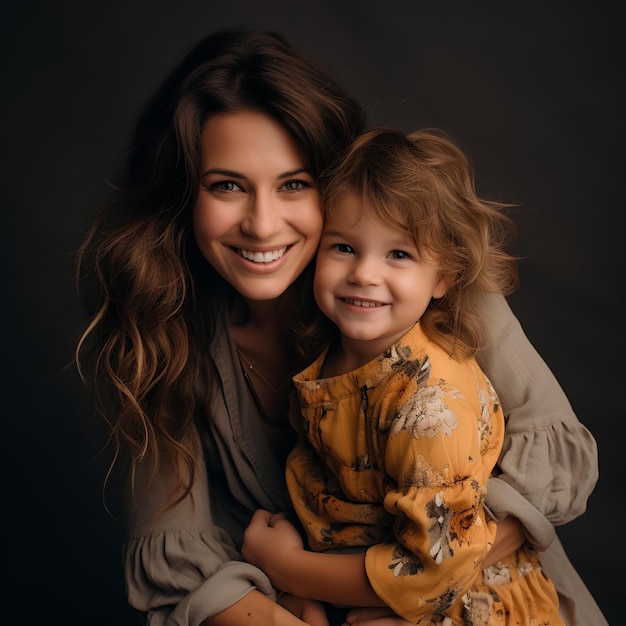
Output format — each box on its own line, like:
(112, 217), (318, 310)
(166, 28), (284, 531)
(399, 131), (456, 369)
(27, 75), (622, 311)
(282, 179), (313, 192)
(390, 250), (412, 260)
(334, 243), (354, 254)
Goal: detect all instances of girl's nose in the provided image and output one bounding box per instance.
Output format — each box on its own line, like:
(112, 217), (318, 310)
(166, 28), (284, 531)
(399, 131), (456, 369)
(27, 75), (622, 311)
(348, 257), (382, 286)
(240, 192), (281, 239)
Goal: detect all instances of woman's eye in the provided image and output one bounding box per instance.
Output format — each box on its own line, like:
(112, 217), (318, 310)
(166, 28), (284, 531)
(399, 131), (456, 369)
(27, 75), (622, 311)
(210, 180), (242, 192)
(282, 179), (313, 192)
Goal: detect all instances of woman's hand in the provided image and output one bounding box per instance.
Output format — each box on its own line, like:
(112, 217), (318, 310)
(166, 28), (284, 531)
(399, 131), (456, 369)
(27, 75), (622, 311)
(242, 509), (304, 578)
(279, 594), (330, 626)
(342, 608), (412, 625)
(482, 516), (526, 568)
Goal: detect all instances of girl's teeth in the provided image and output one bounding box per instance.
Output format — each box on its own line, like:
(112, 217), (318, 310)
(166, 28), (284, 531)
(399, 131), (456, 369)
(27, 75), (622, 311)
(346, 298), (382, 307)
(239, 247), (287, 263)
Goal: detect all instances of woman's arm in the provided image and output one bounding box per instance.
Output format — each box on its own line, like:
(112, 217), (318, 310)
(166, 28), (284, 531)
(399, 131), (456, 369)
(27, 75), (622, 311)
(123, 426), (286, 625)
(474, 292), (599, 526)
(202, 590), (328, 626)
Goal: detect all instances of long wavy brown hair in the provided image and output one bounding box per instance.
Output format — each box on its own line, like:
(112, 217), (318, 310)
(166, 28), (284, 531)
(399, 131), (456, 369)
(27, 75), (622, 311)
(313, 127), (519, 360)
(75, 27), (365, 511)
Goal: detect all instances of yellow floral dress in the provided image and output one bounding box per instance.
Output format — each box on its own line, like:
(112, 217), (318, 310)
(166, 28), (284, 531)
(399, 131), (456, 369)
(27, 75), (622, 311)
(287, 322), (563, 625)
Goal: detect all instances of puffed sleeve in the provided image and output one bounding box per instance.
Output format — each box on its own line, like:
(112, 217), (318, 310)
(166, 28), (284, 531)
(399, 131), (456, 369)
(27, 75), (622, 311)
(364, 362), (500, 623)
(474, 293), (599, 537)
(123, 426), (276, 626)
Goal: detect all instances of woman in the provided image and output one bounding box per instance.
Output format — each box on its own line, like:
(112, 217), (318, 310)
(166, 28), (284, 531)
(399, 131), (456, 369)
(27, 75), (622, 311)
(76, 27), (604, 626)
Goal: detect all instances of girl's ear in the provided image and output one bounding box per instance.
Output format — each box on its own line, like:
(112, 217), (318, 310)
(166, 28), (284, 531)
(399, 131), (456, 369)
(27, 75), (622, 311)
(432, 276), (448, 300)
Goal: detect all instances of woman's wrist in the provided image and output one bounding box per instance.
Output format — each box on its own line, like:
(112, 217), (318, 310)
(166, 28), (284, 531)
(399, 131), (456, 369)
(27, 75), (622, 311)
(200, 589), (306, 626)
(482, 516), (526, 569)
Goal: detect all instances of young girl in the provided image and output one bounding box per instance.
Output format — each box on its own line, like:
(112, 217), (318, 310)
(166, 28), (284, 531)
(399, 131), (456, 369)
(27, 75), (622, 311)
(242, 128), (565, 625)
(76, 27), (604, 625)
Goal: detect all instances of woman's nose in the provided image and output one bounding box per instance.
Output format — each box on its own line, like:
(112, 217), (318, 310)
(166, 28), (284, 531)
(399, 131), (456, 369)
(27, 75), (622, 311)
(240, 192), (281, 239)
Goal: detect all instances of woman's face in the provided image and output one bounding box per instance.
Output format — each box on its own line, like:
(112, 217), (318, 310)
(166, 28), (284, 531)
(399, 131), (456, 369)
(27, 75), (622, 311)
(193, 110), (323, 301)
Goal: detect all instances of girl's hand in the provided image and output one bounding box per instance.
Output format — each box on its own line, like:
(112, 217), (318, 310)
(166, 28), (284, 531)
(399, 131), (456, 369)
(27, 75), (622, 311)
(242, 509), (304, 577)
(343, 607), (412, 626)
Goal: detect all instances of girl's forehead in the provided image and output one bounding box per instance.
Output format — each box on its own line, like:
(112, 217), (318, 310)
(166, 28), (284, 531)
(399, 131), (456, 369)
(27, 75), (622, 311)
(327, 191), (406, 223)
(326, 195), (407, 236)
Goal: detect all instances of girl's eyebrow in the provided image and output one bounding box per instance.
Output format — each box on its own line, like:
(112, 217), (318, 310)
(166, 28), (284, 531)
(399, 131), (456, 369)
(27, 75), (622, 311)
(321, 228), (346, 238)
(201, 167), (311, 179)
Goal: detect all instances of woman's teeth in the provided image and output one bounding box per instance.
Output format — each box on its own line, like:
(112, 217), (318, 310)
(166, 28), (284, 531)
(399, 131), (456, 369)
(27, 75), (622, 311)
(238, 247), (287, 263)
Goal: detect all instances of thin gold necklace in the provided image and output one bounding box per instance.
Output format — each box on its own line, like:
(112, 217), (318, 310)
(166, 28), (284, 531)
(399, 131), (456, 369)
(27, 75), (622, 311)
(236, 348), (289, 427)
(237, 348), (279, 394)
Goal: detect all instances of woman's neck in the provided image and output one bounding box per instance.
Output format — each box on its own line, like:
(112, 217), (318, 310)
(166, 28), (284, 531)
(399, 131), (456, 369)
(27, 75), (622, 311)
(230, 293), (295, 459)
(231, 294), (285, 331)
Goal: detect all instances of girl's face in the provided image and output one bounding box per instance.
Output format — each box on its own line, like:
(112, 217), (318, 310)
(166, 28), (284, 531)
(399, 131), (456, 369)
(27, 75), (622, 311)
(315, 192), (447, 362)
(193, 110), (323, 301)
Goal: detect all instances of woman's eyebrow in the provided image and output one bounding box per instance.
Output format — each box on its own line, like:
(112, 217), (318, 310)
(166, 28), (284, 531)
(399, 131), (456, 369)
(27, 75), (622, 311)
(201, 167), (312, 179)
(201, 168), (246, 178)
(278, 167), (311, 178)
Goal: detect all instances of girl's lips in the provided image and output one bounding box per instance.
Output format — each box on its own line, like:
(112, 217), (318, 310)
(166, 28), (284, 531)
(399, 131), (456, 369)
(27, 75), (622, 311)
(234, 246), (289, 263)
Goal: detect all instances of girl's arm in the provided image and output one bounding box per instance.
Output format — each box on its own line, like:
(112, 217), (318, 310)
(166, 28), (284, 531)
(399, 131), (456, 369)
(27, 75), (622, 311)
(242, 513), (526, 621)
(243, 510), (383, 607)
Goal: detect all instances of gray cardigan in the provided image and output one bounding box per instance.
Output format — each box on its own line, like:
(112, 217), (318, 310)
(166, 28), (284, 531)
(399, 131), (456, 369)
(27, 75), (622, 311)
(122, 292), (606, 626)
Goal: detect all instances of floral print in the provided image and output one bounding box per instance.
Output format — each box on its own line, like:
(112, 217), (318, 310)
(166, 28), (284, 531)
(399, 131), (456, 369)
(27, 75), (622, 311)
(287, 322), (564, 624)
(391, 369), (460, 440)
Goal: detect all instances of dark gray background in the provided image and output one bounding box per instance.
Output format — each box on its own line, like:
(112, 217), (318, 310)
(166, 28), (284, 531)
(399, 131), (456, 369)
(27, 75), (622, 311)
(2, 2), (621, 624)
